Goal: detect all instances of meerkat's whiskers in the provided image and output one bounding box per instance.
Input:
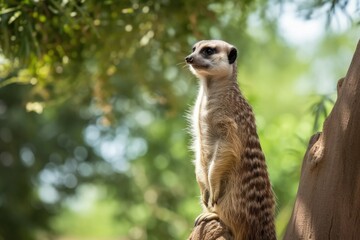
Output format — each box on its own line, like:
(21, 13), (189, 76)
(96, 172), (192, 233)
(176, 61), (188, 68)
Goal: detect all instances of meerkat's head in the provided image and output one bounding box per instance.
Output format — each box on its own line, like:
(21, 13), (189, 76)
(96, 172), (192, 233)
(185, 40), (237, 79)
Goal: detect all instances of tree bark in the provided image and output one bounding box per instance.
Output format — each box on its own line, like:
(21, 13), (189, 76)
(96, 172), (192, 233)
(284, 40), (360, 239)
(188, 218), (233, 240)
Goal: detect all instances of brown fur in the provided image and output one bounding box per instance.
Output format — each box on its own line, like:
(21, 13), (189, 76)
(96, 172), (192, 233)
(186, 40), (276, 240)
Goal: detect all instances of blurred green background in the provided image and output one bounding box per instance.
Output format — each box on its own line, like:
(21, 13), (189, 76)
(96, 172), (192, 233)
(0, 0), (359, 239)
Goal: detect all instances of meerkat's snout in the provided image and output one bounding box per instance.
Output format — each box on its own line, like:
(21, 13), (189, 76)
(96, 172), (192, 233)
(185, 55), (194, 64)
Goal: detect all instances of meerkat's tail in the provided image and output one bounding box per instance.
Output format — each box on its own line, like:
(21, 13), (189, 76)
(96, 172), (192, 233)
(239, 137), (276, 240)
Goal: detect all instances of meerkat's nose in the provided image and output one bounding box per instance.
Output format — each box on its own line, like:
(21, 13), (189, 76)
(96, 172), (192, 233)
(185, 56), (194, 63)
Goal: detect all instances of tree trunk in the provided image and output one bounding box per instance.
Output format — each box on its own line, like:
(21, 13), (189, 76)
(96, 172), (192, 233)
(188, 218), (233, 240)
(284, 40), (360, 239)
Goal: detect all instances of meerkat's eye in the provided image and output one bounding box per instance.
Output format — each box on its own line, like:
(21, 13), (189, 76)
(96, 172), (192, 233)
(202, 47), (216, 56)
(192, 47), (196, 52)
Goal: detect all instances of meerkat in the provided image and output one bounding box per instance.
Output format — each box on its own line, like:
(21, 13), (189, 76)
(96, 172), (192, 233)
(185, 40), (276, 240)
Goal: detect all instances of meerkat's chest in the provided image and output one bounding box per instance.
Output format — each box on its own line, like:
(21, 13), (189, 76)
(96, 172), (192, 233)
(193, 94), (222, 140)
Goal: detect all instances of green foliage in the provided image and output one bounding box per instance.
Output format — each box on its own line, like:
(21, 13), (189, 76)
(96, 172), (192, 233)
(310, 94), (335, 132)
(0, 0), (358, 239)
(296, 0), (358, 23)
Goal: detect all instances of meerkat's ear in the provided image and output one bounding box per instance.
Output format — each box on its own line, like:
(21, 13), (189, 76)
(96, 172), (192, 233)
(228, 47), (237, 64)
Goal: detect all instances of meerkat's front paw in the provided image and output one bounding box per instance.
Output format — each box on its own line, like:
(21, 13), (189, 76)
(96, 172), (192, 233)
(194, 212), (219, 226)
(201, 189), (210, 207)
(209, 187), (220, 208)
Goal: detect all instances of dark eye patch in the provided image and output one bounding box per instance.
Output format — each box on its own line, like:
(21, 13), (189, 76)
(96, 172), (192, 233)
(192, 46), (196, 52)
(201, 47), (216, 56)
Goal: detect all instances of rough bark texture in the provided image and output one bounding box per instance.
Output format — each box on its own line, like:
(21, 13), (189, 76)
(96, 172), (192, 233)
(188, 219), (233, 240)
(284, 40), (360, 239)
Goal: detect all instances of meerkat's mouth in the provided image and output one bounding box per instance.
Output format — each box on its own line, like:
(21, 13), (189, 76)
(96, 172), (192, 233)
(191, 64), (209, 69)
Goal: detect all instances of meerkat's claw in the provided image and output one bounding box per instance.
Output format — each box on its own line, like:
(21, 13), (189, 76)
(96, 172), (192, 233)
(202, 189), (210, 208)
(208, 188), (220, 208)
(211, 198), (218, 207)
(210, 192), (219, 208)
(194, 212), (219, 226)
(208, 197), (216, 208)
